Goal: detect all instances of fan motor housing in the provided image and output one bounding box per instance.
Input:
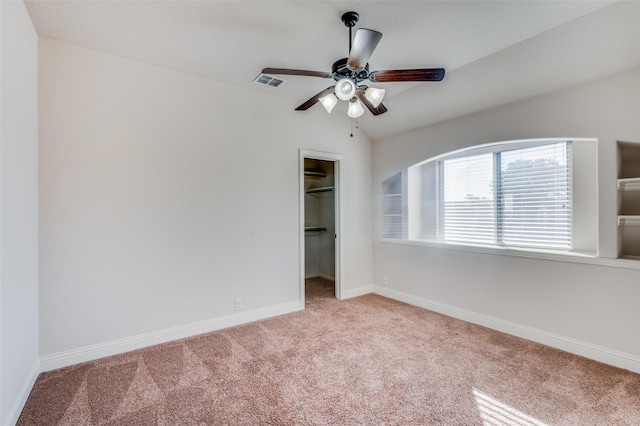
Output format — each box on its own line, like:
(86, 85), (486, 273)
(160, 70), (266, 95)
(332, 58), (369, 82)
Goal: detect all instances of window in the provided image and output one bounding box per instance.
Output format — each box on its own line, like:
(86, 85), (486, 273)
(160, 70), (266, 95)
(441, 152), (496, 244)
(405, 140), (576, 252)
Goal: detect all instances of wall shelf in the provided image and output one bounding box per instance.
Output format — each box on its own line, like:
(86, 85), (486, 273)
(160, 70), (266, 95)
(621, 254), (640, 261)
(617, 177), (640, 191)
(618, 215), (640, 226)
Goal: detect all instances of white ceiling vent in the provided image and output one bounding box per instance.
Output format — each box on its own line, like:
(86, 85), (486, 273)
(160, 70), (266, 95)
(254, 73), (286, 88)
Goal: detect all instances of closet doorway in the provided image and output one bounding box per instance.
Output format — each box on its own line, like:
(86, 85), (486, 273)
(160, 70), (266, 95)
(299, 150), (342, 303)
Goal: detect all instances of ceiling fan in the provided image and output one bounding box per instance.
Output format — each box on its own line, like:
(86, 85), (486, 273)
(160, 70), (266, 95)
(262, 11), (445, 118)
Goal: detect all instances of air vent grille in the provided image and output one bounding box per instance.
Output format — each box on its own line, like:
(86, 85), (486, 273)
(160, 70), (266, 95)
(254, 74), (286, 88)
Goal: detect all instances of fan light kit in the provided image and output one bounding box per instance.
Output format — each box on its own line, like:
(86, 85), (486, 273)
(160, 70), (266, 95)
(347, 97), (365, 118)
(364, 87), (385, 108)
(335, 78), (357, 101)
(318, 93), (338, 113)
(261, 11), (445, 120)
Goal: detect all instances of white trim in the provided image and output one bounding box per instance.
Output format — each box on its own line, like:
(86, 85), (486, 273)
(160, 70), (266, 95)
(299, 150), (344, 302)
(404, 137), (599, 257)
(40, 301), (301, 372)
(380, 237), (640, 270)
(342, 284), (374, 299)
(5, 359), (40, 426)
(373, 286), (640, 374)
(411, 137), (591, 168)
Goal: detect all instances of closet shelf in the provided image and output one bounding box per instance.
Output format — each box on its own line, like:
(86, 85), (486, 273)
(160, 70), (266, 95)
(305, 226), (327, 232)
(617, 177), (640, 191)
(304, 171), (327, 178)
(306, 186), (334, 194)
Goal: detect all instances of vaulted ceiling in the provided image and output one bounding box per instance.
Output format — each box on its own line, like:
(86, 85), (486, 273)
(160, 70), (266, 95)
(25, 1), (640, 141)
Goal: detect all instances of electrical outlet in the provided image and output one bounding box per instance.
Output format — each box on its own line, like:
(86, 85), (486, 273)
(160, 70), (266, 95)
(382, 276), (388, 287)
(234, 298), (242, 311)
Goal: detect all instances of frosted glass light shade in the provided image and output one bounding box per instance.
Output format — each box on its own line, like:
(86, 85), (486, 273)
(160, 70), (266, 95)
(347, 98), (365, 118)
(335, 78), (356, 101)
(364, 87), (385, 108)
(319, 93), (338, 113)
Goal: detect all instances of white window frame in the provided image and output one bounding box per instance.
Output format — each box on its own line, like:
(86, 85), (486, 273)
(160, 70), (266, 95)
(382, 138), (599, 261)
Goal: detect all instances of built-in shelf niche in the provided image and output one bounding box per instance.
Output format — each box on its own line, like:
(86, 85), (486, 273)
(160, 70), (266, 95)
(382, 172), (402, 239)
(617, 141), (640, 259)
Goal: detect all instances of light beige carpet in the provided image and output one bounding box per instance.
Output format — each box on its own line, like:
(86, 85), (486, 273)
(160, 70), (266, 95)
(18, 278), (640, 425)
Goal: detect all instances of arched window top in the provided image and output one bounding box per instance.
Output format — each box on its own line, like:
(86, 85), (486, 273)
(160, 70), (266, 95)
(383, 138), (598, 257)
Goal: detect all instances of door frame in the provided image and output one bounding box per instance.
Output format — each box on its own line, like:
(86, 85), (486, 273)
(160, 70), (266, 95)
(299, 149), (343, 305)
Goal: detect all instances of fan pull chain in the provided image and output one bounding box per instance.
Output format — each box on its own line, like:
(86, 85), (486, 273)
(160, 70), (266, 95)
(350, 118), (359, 138)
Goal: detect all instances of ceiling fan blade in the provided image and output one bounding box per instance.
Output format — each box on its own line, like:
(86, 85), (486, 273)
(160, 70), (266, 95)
(369, 68), (445, 83)
(356, 89), (387, 116)
(347, 28), (382, 69)
(262, 68), (331, 78)
(295, 86), (336, 111)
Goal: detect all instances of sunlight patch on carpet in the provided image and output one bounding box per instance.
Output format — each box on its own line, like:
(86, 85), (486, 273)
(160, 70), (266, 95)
(473, 389), (548, 426)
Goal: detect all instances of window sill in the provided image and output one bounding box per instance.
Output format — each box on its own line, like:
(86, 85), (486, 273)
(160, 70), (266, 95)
(379, 238), (640, 270)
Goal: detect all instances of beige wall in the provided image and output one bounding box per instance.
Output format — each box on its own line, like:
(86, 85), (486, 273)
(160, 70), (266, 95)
(0, 1), (40, 424)
(38, 38), (373, 366)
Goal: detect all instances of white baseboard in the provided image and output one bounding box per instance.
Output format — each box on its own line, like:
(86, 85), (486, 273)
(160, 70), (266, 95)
(342, 284), (373, 299)
(5, 359), (40, 426)
(40, 301), (302, 372)
(374, 285), (640, 374)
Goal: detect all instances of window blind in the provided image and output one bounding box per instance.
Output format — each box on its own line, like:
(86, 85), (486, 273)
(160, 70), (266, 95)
(439, 141), (571, 249)
(441, 153), (495, 244)
(500, 142), (571, 249)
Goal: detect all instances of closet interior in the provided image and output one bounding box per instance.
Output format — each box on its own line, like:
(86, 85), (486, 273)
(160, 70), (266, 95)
(304, 158), (336, 292)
